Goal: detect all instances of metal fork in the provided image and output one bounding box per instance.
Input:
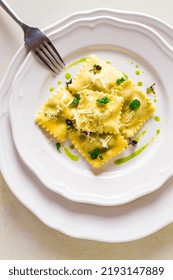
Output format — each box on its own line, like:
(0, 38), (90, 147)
(0, 0), (65, 74)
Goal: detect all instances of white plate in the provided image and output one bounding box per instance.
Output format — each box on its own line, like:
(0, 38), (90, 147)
(9, 15), (173, 205)
(1, 9), (173, 242)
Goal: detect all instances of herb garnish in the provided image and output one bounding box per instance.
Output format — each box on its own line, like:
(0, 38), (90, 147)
(88, 148), (101, 159)
(89, 64), (102, 74)
(129, 99), (141, 110)
(70, 93), (80, 106)
(56, 142), (61, 152)
(128, 138), (138, 146)
(96, 96), (111, 105)
(116, 77), (126, 85)
(65, 119), (74, 130)
(66, 78), (72, 88)
(66, 119), (73, 126)
(146, 83), (156, 94)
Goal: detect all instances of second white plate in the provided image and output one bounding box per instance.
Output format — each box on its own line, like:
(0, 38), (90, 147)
(9, 15), (173, 205)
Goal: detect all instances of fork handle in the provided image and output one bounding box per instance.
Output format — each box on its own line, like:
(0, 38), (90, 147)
(0, 0), (26, 29)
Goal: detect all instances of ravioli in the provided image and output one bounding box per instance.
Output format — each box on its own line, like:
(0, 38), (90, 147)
(71, 89), (124, 134)
(35, 55), (155, 168)
(68, 130), (128, 168)
(116, 80), (155, 138)
(68, 55), (122, 94)
(35, 87), (74, 141)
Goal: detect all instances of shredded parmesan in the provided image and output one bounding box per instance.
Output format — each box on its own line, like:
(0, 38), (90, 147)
(124, 110), (135, 122)
(91, 72), (109, 91)
(42, 137), (53, 151)
(97, 134), (112, 148)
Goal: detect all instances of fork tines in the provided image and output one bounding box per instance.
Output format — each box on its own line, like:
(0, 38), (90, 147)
(35, 39), (65, 75)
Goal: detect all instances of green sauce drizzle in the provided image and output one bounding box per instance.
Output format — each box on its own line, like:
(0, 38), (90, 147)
(135, 129), (147, 142)
(137, 81), (143, 87)
(114, 129), (160, 166)
(49, 87), (54, 92)
(135, 64), (139, 68)
(65, 57), (87, 70)
(64, 147), (79, 161)
(135, 70), (140, 75)
(114, 143), (149, 165)
(154, 116), (160, 122)
(65, 73), (71, 80)
(106, 61), (111, 64)
(57, 80), (62, 85)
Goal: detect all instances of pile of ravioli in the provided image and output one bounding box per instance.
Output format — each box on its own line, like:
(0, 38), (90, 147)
(35, 55), (155, 168)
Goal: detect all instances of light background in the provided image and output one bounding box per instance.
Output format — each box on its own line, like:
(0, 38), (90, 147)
(0, 0), (173, 259)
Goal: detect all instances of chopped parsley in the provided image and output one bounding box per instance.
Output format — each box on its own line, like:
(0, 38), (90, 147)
(56, 142), (61, 152)
(129, 99), (141, 110)
(70, 93), (80, 106)
(116, 77), (126, 85)
(96, 96), (111, 105)
(88, 148), (101, 159)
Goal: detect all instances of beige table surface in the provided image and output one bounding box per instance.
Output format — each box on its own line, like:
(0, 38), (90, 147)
(1, 0), (173, 260)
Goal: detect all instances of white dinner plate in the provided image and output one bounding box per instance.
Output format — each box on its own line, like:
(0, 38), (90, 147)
(9, 15), (173, 205)
(1, 9), (173, 242)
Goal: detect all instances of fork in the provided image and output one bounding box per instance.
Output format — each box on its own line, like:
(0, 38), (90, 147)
(0, 0), (65, 74)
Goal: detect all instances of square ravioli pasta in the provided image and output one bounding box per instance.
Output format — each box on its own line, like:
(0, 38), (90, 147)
(116, 80), (155, 138)
(35, 54), (156, 169)
(71, 89), (124, 134)
(68, 130), (128, 168)
(35, 87), (74, 142)
(68, 55), (123, 94)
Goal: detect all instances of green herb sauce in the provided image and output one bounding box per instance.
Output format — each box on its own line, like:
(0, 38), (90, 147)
(114, 143), (149, 165)
(64, 146), (79, 161)
(114, 129), (160, 166)
(49, 87), (54, 92)
(137, 81), (143, 87)
(57, 80), (62, 85)
(65, 73), (72, 80)
(65, 57), (87, 70)
(154, 116), (160, 122)
(135, 70), (140, 75)
(135, 129), (147, 142)
(106, 61), (111, 64)
(135, 64), (139, 68)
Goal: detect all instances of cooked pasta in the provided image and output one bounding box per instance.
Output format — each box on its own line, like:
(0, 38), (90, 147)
(35, 55), (155, 168)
